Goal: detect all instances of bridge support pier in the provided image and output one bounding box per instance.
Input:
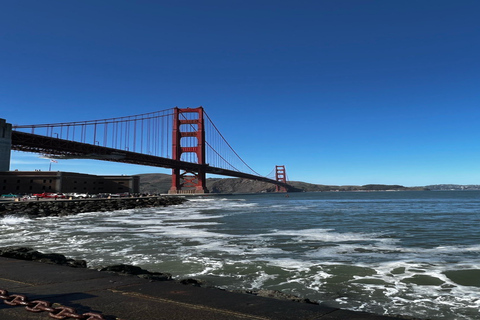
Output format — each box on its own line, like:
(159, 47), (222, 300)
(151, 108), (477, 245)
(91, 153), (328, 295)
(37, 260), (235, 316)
(0, 119), (12, 172)
(275, 165), (287, 192)
(168, 107), (209, 194)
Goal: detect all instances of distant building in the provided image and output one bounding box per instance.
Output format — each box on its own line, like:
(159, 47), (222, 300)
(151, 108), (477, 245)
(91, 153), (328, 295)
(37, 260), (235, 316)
(0, 171), (139, 194)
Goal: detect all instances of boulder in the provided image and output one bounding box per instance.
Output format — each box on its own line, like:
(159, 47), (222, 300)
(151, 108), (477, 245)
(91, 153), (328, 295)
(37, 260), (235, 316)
(100, 264), (172, 281)
(0, 246), (87, 268)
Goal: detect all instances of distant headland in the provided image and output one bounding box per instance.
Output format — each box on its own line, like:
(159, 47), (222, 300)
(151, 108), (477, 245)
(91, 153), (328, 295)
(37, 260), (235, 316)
(137, 173), (477, 194)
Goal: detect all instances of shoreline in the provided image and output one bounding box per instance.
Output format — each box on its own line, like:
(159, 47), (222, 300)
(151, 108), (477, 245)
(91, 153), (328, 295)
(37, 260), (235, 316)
(0, 246), (420, 320)
(0, 255), (410, 320)
(0, 246), (315, 303)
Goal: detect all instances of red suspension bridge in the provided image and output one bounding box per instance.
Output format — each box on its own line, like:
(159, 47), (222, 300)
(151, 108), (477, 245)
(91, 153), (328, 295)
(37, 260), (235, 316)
(10, 107), (290, 194)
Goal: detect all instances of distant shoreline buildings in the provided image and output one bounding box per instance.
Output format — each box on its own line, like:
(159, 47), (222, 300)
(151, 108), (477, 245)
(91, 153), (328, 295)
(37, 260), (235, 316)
(1, 171), (139, 195)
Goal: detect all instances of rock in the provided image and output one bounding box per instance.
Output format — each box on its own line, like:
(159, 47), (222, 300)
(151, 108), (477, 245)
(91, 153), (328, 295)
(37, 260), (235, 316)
(0, 246), (43, 260)
(67, 259), (88, 268)
(179, 278), (206, 287)
(99, 264), (172, 281)
(100, 264), (147, 275)
(0, 246), (87, 268)
(37, 253), (69, 265)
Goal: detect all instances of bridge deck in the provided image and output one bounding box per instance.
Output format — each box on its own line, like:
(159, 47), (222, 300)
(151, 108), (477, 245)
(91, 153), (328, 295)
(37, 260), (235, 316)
(11, 130), (290, 189)
(0, 257), (404, 320)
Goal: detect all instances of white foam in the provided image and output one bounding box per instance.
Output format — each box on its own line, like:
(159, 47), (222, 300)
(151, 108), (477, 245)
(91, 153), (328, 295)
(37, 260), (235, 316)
(188, 198), (217, 202)
(266, 258), (315, 271)
(432, 245), (480, 253)
(250, 271), (278, 289)
(262, 228), (384, 243)
(0, 215), (32, 225)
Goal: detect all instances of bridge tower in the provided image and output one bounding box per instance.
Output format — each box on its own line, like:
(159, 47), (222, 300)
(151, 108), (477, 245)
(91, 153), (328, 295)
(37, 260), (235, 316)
(275, 165), (287, 192)
(0, 119), (12, 172)
(168, 107), (209, 194)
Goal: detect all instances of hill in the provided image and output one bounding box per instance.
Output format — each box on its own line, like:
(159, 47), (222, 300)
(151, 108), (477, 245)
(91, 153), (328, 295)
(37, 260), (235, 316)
(136, 173), (172, 194)
(136, 173), (425, 194)
(136, 174), (292, 194)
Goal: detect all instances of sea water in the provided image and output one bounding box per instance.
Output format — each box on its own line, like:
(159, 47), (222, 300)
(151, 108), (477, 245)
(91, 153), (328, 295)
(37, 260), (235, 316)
(1, 191), (479, 319)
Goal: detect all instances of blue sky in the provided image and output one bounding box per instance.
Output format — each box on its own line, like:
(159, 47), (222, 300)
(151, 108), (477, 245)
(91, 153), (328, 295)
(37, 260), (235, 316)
(2, 0), (480, 186)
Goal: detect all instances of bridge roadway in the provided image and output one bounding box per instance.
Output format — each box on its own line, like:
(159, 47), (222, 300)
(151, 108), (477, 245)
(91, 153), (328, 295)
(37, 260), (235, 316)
(0, 256), (409, 320)
(11, 131), (290, 190)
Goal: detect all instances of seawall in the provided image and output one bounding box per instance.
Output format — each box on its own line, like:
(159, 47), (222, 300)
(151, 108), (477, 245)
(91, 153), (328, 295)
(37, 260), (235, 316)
(0, 196), (187, 217)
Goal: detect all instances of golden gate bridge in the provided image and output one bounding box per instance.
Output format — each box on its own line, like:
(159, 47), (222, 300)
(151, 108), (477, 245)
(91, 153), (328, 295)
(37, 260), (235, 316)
(10, 107), (290, 194)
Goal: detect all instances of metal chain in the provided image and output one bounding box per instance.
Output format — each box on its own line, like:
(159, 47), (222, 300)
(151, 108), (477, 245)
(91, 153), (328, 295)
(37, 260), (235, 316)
(0, 288), (111, 320)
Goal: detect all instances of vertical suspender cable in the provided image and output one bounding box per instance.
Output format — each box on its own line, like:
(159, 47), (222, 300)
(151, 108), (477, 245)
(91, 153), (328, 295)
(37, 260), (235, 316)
(133, 118), (137, 152)
(140, 118), (144, 154)
(113, 122), (117, 149)
(93, 122), (97, 145)
(125, 120), (129, 150)
(147, 118), (150, 154)
(119, 120), (123, 150)
(154, 115), (158, 156)
(104, 122), (108, 147)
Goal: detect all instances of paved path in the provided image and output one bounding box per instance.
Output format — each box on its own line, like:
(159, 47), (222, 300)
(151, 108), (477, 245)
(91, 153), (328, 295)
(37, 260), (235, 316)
(0, 257), (406, 320)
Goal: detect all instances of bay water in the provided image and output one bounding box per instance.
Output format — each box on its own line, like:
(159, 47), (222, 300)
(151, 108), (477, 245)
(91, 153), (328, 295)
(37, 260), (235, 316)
(1, 191), (479, 319)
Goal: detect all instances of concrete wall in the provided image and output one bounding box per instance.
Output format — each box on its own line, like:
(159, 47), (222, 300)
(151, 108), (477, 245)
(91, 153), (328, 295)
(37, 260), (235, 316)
(0, 119), (12, 172)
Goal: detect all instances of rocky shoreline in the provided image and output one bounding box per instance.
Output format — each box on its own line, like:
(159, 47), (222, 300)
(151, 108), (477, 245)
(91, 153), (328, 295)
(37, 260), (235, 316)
(0, 246), (173, 281)
(0, 247), (425, 319)
(0, 246), (316, 305)
(0, 196), (187, 217)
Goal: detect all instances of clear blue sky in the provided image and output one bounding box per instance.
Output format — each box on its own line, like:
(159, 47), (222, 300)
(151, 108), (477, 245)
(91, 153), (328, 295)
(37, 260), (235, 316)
(2, 0), (480, 186)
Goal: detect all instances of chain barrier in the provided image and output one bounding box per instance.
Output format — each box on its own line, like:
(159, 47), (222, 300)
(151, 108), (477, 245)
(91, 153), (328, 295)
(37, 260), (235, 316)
(0, 288), (113, 319)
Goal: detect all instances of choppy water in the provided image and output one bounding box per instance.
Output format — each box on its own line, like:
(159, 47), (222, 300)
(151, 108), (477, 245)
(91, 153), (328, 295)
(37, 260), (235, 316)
(1, 191), (480, 319)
